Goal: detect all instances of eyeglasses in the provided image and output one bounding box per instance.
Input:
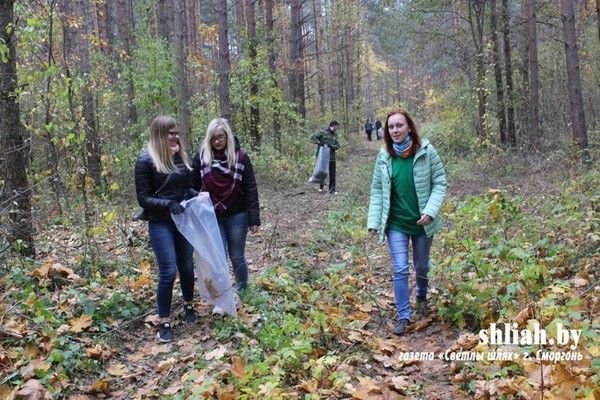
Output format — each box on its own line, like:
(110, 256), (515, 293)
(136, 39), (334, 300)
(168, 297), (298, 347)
(168, 129), (180, 136)
(211, 134), (227, 142)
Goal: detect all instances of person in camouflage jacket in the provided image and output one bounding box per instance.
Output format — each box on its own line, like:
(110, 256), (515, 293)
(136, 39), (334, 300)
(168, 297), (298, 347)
(310, 120), (340, 193)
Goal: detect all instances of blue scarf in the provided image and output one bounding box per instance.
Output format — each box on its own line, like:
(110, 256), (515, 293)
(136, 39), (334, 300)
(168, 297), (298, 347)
(392, 136), (413, 156)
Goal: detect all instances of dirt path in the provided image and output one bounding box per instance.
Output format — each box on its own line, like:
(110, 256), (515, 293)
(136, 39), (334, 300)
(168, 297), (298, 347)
(244, 138), (466, 399)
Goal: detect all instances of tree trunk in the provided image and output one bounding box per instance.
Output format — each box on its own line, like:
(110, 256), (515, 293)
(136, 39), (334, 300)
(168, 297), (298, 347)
(173, 0), (191, 137)
(246, 0), (261, 149)
(289, 0), (306, 118)
(560, 0), (590, 162)
(518, 3), (530, 140)
(117, 0), (138, 125)
(468, 0), (487, 139)
(233, 0), (245, 56)
(0, 0), (35, 255)
(264, 0), (282, 150)
(215, 0), (231, 121)
(43, 0), (64, 210)
(312, 0), (326, 113)
(490, 0), (506, 145)
(596, 0), (600, 46)
(156, 0), (173, 44)
(80, 0), (102, 187)
(187, 0), (199, 56)
(526, 0), (540, 149)
(502, 0), (516, 146)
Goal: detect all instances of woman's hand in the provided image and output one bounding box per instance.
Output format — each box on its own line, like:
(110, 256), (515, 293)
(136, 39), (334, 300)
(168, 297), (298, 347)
(416, 214), (432, 225)
(249, 225), (259, 234)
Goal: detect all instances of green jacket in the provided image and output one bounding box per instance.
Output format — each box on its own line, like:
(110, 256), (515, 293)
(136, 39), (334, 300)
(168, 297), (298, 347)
(311, 128), (340, 150)
(367, 139), (447, 241)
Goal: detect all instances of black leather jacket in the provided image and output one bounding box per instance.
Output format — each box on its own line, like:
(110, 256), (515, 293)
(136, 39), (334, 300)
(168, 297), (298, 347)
(134, 150), (196, 222)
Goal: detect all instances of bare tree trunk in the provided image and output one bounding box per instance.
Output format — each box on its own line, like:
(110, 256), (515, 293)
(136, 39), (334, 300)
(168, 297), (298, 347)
(246, 0), (261, 149)
(233, 0), (245, 56)
(289, 0), (306, 118)
(526, 0), (541, 149)
(502, 0), (516, 146)
(264, 0), (282, 150)
(490, 0), (506, 145)
(596, 0), (600, 46)
(215, 0), (231, 121)
(117, 0), (138, 125)
(187, 0), (199, 56)
(468, 0), (487, 139)
(560, 0), (590, 163)
(0, 0), (35, 256)
(312, 0), (326, 113)
(43, 0), (64, 210)
(518, 3), (530, 141)
(80, 0), (102, 187)
(173, 0), (191, 137)
(156, 0), (173, 44)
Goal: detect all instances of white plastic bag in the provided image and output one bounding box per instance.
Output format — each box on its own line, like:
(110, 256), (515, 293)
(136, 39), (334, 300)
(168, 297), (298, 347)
(308, 145), (330, 184)
(171, 193), (238, 316)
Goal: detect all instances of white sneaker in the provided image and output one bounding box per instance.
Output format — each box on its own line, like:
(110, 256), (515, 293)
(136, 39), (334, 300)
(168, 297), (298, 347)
(318, 188), (324, 193)
(212, 306), (225, 315)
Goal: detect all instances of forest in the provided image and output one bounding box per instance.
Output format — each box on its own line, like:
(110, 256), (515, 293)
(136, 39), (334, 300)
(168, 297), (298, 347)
(1, 0), (599, 398)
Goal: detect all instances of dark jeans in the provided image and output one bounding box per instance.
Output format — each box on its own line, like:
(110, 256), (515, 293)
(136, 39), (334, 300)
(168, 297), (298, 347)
(149, 220), (195, 318)
(319, 160), (336, 193)
(366, 131), (372, 141)
(217, 211), (249, 289)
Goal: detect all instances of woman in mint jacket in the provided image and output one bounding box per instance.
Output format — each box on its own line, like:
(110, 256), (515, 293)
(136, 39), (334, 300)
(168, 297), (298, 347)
(367, 110), (447, 336)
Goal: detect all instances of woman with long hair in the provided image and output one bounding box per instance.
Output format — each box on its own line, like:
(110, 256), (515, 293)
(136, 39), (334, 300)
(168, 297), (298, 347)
(192, 118), (260, 299)
(367, 110), (447, 336)
(135, 115), (198, 342)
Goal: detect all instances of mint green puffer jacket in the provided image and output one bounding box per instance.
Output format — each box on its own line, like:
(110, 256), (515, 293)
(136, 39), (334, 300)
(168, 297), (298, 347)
(367, 139), (447, 241)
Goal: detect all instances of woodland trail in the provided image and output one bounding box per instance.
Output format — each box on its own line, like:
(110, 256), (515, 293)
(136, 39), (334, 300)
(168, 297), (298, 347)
(84, 137), (468, 399)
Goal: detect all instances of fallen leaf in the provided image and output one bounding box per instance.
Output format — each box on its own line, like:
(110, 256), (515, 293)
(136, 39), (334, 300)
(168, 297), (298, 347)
(68, 315), (93, 333)
(163, 383), (183, 395)
(107, 363), (129, 377)
(388, 376), (411, 392)
(205, 346), (227, 361)
(230, 357), (246, 378)
(15, 379), (47, 400)
(513, 303), (536, 327)
(88, 378), (111, 393)
(19, 360), (51, 380)
(157, 357), (177, 372)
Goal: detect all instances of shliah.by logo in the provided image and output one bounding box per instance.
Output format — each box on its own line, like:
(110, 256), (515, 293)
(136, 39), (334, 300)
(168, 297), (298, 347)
(479, 322), (581, 350)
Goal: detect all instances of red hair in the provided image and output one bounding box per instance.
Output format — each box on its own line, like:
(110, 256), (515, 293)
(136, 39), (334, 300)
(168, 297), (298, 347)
(383, 110), (421, 158)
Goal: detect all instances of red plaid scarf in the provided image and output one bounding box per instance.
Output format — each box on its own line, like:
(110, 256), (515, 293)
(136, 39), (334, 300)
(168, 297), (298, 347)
(200, 149), (245, 215)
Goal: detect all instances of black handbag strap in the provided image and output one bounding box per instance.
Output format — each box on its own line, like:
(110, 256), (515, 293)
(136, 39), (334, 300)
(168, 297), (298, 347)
(153, 174), (171, 197)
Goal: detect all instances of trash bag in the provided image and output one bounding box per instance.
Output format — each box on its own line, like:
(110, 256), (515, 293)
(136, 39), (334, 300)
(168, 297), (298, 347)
(171, 193), (238, 316)
(308, 145), (330, 184)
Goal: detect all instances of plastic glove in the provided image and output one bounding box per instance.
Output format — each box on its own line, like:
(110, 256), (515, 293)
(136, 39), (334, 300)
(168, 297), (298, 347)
(169, 202), (185, 215)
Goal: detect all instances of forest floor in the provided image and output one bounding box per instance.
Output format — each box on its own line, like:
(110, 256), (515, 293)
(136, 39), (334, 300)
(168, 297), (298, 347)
(3, 136), (598, 399)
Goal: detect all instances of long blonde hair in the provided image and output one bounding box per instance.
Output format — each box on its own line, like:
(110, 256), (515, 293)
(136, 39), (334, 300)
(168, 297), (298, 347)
(200, 118), (236, 167)
(147, 115), (192, 173)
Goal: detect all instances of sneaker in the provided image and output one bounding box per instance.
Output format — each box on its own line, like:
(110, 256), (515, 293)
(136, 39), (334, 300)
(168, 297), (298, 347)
(182, 304), (198, 323)
(318, 188), (324, 193)
(212, 305), (225, 315)
(157, 322), (173, 343)
(415, 296), (428, 317)
(392, 319), (409, 336)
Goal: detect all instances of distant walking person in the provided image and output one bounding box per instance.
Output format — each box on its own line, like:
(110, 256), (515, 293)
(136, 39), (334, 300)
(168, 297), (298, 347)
(192, 118), (260, 295)
(375, 120), (383, 140)
(364, 119), (373, 141)
(311, 120), (341, 194)
(135, 115), (198, 343)
(367, 110), (447, 336)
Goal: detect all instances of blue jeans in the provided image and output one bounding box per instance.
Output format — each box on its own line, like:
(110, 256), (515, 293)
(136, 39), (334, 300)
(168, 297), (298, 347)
(386, 230), (433, 321)
(217, 212), (249, 289)
(149, 220), (195, 318)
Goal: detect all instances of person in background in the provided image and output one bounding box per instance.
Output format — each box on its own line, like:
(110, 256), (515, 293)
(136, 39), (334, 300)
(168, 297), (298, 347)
(364, 119), (374, 141)
(375, 119), (383, 140)
(311, 120), (341, 194)
(367, 110), (447, 336)
(192, 118), (260, 303)
(135, 115), (198, 343)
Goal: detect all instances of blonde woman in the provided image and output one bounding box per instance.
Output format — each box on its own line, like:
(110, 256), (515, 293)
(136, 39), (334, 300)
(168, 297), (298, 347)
(192, 118), (260, 295)
(135, 115), (198, 342)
